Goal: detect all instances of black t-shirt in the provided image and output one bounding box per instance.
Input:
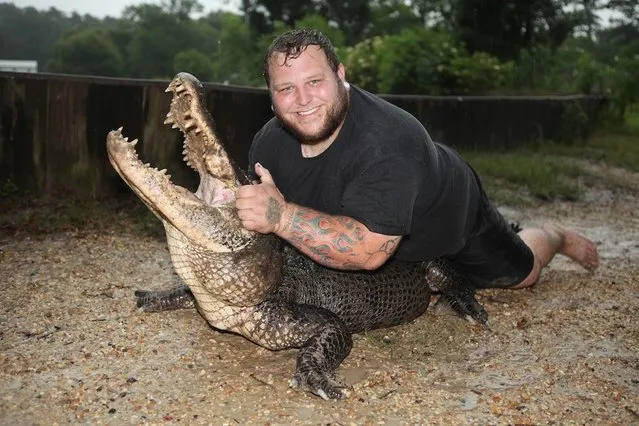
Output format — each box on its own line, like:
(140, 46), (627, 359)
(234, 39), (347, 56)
(248, 86), (481, 261)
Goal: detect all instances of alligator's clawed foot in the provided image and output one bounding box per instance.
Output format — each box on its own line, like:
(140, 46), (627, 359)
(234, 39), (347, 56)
(289, 370), (351, 400)
(434, 286), (489, 325)
(134, 285), (196, 312)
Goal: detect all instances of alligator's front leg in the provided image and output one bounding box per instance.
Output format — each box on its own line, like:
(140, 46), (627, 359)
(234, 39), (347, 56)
(137, 289), (353, 399)
(246, 299), (354, 400)
(135, 285), (196, 312)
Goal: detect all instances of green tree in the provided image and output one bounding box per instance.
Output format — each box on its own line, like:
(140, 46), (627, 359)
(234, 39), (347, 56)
(123, 1), (204, 78)
(454, 0), (581, 60)
(241, 0), (371, 44)
(410, 0), (457, 29)
(377, 28), (462, 94)
(368, 0), (422, 37)
(568, 0), (605, 39)
(210, 13), (263, 86)
(173, 49), (215, 81)
(294, 15), (346, 47)
(607, 0), (639, 24)
(0, 3), (101, 68)
(315, 0), (372, 44)
(47, 28), (124, 76)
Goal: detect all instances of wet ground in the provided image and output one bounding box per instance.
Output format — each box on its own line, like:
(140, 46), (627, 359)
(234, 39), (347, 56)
(1, 183), (638, 424)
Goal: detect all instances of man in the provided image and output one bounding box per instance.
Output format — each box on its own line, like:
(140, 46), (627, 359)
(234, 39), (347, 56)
(235, 29), (599, 299)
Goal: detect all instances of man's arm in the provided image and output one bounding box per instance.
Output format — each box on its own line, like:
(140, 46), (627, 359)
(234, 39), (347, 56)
(235, 163), (401, 270)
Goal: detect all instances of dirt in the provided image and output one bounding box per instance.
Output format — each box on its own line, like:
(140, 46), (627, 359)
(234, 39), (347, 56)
(1, 179), (638, 425)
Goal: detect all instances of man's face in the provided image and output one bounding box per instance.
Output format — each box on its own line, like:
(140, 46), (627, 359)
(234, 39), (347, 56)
(268, 46), (349, 144)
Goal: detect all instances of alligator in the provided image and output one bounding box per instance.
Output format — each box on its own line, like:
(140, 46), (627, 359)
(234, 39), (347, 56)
(106, 73), (485, 400)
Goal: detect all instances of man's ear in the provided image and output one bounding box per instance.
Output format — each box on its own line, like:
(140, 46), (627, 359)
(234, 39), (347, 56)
(337, 63), (346, 82)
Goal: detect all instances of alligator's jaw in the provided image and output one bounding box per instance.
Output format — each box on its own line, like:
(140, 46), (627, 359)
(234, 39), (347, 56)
(107, 128), (251, 253)
(107, 73), (282, 306)
(106, 72), (255, 253)
(163, 72), (247, 191)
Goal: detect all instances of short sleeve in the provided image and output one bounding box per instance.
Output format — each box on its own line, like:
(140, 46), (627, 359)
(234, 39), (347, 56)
(340, 156), (426, 235)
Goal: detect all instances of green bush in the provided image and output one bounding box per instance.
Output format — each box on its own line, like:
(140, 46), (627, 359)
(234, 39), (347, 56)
(444, 52), (515, 94)
(342, 28), (513, 95)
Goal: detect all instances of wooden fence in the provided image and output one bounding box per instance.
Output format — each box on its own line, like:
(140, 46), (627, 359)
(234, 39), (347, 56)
(0, 72), (606, 197)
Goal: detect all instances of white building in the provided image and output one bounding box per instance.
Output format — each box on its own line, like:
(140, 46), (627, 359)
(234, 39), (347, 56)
(0, 60), (38, 73)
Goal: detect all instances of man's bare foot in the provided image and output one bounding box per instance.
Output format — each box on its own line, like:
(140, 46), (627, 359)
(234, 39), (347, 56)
(543, 223), (599, 272)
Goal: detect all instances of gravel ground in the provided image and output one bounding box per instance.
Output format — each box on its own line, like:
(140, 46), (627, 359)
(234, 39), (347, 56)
(1, 180), (638, 425)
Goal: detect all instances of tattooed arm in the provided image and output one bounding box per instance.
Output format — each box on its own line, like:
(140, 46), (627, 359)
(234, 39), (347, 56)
(276, 203), (401, 270)
(235, 163), (401, 270)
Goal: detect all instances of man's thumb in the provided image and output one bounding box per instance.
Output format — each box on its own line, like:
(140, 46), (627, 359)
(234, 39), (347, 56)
(255, 163), (274, 184)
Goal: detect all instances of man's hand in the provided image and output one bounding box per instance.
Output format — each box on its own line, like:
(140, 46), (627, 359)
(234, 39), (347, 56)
(236, 163), (290, 234)
(237, 164), (402, 271)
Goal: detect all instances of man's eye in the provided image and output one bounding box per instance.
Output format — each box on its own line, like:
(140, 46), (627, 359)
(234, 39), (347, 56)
(281, 86), (294, 92)
(309, 80), (320, 86)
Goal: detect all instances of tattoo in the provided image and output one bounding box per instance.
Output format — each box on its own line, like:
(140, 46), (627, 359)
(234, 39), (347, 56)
(265, 197), (283, 225)
(285, 205), (398, 270)
(377, 237), (401, 256)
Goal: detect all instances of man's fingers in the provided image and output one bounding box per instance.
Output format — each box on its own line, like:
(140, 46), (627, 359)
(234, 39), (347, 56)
(240, 220), (257, 232)
(235, 196), (254, 210)
(255, 163), (275, 185)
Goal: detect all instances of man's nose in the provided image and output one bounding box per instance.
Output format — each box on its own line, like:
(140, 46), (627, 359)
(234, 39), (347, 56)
(296, 87), (312, 105)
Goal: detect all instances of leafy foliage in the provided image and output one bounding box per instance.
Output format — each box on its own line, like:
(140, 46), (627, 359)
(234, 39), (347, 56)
(48, 28), (124, 76)
(0, 0), (636, 127)
(173, 49), (215, 81)
(342, 29), (513, 95)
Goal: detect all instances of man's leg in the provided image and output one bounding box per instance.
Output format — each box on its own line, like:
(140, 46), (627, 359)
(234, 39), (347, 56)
(513, 223), (599, 289)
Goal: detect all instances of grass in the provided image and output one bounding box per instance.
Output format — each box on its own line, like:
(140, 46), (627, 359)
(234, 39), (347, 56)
(461, 106), (639, 206)
(462, 152), (585, 202)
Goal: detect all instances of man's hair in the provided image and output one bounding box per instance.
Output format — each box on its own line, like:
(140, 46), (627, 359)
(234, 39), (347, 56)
(263, 29), (340, 87)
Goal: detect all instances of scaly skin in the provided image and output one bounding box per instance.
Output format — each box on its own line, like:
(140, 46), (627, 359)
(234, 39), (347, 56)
(107, 73), (484, 400)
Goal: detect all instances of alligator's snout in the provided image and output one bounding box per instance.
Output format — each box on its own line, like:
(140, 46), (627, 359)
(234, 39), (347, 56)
(107, 73), (283, 308)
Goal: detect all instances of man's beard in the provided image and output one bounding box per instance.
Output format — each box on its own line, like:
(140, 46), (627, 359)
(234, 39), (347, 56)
(275, 82), (349, 144)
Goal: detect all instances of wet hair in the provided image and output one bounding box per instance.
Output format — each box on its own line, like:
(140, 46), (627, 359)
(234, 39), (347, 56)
(263, 29), (340, 87)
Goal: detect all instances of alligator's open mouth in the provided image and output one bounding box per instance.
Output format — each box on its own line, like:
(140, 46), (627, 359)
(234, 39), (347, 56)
(106, 73), (253, 251)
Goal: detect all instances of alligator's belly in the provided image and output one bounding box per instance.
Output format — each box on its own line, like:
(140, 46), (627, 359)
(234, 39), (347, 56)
(165, 223), (283, 307)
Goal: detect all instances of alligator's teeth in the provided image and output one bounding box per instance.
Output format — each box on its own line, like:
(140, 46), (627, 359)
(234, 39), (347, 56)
(124, 137), (129, 142)
(184, 119), (196, 130)
(164, 115), (175, 125)
(194, 127), (202, 135)
(171, 123), (179, 129)
(131, 139), (139, 146)
(144, 163), (150, 167)
(159, 169), (167, 174)
(117, 126), (123, 132)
